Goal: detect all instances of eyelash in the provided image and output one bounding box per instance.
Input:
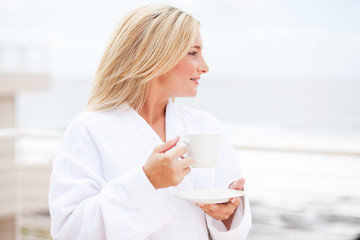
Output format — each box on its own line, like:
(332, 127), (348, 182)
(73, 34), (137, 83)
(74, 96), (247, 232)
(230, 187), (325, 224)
(188, 51), (198, 56)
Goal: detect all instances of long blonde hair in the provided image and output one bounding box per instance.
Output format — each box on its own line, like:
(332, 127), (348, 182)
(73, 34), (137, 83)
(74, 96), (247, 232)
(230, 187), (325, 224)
(87, 5), (200, 112)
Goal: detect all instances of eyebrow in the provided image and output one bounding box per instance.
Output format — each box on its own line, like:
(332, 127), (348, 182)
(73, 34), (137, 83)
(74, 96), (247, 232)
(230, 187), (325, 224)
(191, 46), (202, 50)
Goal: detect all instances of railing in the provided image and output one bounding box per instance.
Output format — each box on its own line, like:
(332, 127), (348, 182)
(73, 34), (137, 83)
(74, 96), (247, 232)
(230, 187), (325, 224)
(0, 128), (61, 240)
(0, 128), (63, 140)
(235, 146), (360, 240)
(234, 145), (360, 157)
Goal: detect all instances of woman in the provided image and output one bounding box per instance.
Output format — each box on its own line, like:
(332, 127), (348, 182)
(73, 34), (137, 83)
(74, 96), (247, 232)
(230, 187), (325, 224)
(49, 4), (251, 240)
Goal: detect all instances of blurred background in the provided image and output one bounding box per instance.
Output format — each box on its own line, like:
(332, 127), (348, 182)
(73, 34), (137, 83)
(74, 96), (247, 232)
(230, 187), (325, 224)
(0, 0), (359, 239)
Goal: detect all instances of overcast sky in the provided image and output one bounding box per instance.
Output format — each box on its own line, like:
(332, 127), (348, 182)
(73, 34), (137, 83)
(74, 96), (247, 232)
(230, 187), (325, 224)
(1, 0), (360, 79)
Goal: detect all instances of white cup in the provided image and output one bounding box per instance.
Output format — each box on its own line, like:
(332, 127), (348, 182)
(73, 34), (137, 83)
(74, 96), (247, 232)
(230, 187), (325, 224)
(178, 133), (221, 168)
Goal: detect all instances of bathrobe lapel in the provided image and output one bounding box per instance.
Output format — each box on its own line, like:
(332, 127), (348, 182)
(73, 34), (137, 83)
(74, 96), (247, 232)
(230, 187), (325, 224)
(126, 100), (194, 192)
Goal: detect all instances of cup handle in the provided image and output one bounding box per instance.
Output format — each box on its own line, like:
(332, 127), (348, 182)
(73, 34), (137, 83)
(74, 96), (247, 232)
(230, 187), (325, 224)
(176, 138), (189, 149)
(176, 138), (189, 160)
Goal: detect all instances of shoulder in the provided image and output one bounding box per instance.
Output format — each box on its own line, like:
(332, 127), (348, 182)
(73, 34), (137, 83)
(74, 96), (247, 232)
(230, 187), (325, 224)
(65, 104), (132, 135)
(70, 104), (131, 127)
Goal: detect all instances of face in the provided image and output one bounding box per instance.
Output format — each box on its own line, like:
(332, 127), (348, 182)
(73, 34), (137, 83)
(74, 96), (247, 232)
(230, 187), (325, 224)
(157, 32), (209, 98)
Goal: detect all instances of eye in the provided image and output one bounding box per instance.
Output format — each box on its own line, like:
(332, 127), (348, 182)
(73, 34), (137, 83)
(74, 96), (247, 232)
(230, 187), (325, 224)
(188, 51), (198, 56)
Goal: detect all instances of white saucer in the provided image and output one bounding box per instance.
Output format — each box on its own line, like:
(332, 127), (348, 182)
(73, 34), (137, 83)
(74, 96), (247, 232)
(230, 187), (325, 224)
(175, 188), (245, 204)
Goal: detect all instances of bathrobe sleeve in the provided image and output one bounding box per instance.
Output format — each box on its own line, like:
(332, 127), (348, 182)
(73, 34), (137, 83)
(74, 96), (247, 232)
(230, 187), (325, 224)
(49, 116), (173, 240)
(197, 113), (252, 239)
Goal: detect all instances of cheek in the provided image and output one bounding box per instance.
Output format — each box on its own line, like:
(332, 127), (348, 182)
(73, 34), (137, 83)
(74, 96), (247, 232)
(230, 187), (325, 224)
(174, 59), (196, 76)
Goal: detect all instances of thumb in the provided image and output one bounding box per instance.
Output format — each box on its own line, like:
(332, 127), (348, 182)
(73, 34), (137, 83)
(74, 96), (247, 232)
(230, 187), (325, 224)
(229, 178), (246, 190)
(154, 136), (180, 153)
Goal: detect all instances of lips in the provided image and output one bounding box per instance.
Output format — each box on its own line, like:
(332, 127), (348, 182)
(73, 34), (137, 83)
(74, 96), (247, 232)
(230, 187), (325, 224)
(190, 78), (199, 85)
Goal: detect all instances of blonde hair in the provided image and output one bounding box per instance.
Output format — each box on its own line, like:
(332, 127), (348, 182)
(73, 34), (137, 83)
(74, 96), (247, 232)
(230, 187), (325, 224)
(87, 5), (200, 112)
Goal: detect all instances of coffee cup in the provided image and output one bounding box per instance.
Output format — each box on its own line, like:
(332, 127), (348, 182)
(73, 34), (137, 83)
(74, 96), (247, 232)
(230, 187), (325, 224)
(178, 133), (221, 168)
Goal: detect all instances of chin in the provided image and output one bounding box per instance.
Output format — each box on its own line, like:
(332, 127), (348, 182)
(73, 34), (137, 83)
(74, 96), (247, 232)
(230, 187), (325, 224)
(188, 90), (198, 97)
(174, 89), (198, 98)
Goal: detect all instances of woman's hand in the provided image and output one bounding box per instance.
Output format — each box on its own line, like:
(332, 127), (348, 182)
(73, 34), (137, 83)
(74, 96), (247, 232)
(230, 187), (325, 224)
(196, 198), (241, 221)
(196, 178), (245, 230)
(143, 136), (194, 189)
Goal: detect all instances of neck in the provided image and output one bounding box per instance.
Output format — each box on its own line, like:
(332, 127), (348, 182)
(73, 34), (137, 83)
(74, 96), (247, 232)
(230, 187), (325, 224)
(139, 81), (169, 125)
(139, 98), (168, 125)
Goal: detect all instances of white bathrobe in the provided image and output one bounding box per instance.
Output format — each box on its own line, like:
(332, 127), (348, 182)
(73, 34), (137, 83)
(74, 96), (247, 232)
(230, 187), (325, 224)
(49, 100), (252, 240)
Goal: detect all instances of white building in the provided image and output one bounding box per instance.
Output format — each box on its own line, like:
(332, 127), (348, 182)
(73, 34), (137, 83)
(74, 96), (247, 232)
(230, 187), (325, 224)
(0, 45), (52, 240)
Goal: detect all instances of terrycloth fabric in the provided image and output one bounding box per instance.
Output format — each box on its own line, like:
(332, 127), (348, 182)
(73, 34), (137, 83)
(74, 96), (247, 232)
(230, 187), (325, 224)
(49, 100), (252, 240)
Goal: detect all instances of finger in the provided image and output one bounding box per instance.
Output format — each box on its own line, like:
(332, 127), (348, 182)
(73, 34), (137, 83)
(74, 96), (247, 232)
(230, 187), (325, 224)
(167, 145), (188, 160)
(202, 208), (216, 217)
(198, 203), (220, 212)
(154, 136), (180, 153)
(212, 203), (236, 219)
(229, 178), (246, 190)
(230, 197), (241, 206)
(203, 202), (235, 214)
(198, 205), (227, 220)
(181, 166), (191, 177)
(197, 204), (215, 214)
(178, 156), (195, 169)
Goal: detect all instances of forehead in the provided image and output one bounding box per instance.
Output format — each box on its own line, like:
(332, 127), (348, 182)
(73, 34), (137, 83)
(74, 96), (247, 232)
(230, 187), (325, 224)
(192, 32), (203, 47)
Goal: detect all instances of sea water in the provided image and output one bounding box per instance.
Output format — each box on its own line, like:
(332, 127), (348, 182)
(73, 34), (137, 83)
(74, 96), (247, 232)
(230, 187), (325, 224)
(17, 75), (360, 135)
(17, 75), (360, 151)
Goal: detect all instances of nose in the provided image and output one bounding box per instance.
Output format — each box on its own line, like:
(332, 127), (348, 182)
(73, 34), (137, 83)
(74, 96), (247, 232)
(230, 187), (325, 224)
(199, 55), (209, 74)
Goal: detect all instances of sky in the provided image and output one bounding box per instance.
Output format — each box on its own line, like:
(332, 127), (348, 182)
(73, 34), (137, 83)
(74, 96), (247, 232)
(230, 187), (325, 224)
(1, 0), (360, 79)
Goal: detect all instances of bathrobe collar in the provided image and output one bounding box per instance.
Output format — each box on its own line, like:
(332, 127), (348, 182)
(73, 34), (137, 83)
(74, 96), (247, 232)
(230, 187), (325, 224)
(124, 98), (177, 144)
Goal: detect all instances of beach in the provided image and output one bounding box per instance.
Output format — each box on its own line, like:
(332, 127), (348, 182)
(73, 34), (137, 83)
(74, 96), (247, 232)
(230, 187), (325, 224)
(238, 148), (360, 240)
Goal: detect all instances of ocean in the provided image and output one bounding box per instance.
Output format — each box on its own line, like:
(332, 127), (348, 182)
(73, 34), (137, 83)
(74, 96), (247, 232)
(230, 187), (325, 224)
(17, 75), (360, 132)
(17, 75), (360, 151)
